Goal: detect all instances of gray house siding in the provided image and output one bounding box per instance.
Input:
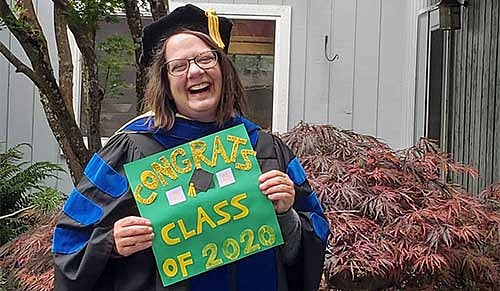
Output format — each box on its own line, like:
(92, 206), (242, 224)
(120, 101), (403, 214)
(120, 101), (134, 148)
(449, 0), (500, 193)
(2, 0), (427, 192)
(194, 0), (415, 149)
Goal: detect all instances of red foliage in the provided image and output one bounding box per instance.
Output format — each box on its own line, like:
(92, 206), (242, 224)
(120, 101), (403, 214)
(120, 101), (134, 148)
(1, 122), (499, 290)
(281, 122), (500, 290)
(0, 216), (56, 291)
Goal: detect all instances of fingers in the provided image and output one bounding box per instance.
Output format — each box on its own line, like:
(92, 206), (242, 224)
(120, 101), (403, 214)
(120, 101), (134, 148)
(115, 216), (151, 227)
(117, 241), (154, 257)
(259, 170), (294, 190)
(259, 170), (295, 214)
(114, 216), (154, 257)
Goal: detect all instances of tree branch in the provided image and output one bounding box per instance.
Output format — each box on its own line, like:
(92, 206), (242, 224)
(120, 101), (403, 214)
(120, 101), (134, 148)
(0, 206), (34, 221)
(17, 0), (43, 34)
(54, 1), (74, 116)
(0, 41), (41, 86)
(124, 0), (147, 113)
(146, 0), (169, 21)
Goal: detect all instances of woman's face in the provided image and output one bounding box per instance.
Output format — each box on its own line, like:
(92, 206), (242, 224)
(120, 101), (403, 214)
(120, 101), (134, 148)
(164, 33), (223, 122)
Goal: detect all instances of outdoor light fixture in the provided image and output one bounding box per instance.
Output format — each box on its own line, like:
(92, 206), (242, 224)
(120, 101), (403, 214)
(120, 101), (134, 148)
(437, 0), (466, 31)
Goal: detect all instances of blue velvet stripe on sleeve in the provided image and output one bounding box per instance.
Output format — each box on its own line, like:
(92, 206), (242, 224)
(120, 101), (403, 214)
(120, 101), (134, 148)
(295, 191), (329, 243)
(84, 153), (128, 198)
(286, 157), (307, 186)
(52, 227), (92, 254)
(308, 212), (329, 243)
(63, 188), (104, 226)
(295, 191), (323, 215)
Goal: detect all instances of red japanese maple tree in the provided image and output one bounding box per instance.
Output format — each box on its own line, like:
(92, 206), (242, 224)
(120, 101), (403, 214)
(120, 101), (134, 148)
(280, 122), (500, 290)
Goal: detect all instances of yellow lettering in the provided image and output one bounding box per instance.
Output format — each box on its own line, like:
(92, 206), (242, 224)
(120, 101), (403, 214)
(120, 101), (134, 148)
(140, 170), (158, 190)
(235, 149), (256, 171)
(177, 219), (196, 240)
(227, 135), (247, 162)
(196, 206), (217, 234)
(231, 193), (249, 220)
(213, 200), (231, 225)
(177, 251), (194, 277)
(133, 184), (157, 205)
(151, 156), (178, 186)
(161, 223), (180, 246)
(211, 135), (231, 165)
(190, 140), (214, 168)
(162, 258), (178, 277)
(170, 148), (192, 174)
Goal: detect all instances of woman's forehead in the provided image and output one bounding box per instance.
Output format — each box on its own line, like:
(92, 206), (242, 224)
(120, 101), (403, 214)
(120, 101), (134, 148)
(164, 33), (211, 59)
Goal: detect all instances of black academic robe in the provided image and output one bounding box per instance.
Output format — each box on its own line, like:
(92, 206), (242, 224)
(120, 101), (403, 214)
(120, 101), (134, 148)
(52, 115), (328, 291)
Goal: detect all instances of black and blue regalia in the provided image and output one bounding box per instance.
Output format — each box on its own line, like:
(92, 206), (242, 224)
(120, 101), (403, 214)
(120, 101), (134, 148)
(52, 114), (329, 291)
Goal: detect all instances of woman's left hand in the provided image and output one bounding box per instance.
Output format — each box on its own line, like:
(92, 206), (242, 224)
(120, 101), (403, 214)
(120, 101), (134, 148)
(259, 170), (295, 214)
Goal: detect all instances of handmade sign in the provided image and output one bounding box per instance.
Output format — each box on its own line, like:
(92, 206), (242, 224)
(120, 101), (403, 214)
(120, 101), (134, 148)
(123, 124), (283, 286)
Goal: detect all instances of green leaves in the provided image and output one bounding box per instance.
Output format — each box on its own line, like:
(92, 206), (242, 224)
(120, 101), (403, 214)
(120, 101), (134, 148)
(65, 0), (125, 32)
(0, 143), (64, 245)
(97, 34), (135, 98)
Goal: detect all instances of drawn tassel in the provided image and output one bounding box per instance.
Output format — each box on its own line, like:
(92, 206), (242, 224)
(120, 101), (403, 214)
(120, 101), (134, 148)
(188, 182), (197, 197)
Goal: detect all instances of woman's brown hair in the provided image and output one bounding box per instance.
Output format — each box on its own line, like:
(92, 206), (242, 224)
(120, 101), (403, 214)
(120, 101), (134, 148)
(144, 30), (245, 129)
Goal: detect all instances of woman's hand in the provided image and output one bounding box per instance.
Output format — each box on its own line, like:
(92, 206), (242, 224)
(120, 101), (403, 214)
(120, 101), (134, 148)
(259, 170), (295, 214)
(113, 216), (154, 257)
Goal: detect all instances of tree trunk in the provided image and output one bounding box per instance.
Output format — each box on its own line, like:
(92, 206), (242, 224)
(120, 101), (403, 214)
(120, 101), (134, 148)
(86, 56), (104, 153)
(147, 0), (169, 21)
(54, 1), (74, 118)
(0, 0), (90, 184)
(124, 0), (147, 114)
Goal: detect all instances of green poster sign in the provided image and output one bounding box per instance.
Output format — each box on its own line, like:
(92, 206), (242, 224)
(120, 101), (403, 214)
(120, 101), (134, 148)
(124, 124), (284, 286)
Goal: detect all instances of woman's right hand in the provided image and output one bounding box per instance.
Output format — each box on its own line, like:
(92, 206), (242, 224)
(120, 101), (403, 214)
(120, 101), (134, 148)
(113, 216), (154, 257)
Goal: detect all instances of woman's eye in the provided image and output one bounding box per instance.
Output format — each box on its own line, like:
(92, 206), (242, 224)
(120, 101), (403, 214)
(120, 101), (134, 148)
(171, 62), (187, 72)
(198, 56), (212, 64)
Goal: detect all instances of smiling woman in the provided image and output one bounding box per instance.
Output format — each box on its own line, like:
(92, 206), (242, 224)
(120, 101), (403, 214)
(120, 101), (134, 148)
(52, 4), (328, 291)
(163, 33), (223, 123)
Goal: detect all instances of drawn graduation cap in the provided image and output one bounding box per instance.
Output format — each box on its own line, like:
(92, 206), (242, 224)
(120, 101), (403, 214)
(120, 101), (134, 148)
(139, 4), (233, 66)
(188, 168), (215, 197)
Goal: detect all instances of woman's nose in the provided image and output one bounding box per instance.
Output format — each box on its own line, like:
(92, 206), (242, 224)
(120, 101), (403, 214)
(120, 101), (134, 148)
(186, 60), (204, 78)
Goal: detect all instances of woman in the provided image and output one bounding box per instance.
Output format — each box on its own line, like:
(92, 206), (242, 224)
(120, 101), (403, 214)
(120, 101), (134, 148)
(52, 4), (328, 291)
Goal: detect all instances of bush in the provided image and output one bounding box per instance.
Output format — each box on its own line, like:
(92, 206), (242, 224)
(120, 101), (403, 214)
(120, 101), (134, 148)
(280, 122), (500, 290)
(0, 143), (64, 245)
(1, 124), (499, 290)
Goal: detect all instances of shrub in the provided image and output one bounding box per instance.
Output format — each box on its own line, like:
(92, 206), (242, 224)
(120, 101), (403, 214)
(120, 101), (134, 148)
(0, 143), (64, 245)
(280, 122), (500, 290)
(0, 143), (63, 290)
(2, 124), (499, 290)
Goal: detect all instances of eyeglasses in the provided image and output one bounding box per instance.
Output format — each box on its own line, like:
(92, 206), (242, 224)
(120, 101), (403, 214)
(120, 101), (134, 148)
(165, 50), (218, 76)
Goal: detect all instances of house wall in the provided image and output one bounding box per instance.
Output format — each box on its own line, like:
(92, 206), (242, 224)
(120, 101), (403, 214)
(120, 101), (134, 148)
(449, 0), (500, 192)
(195, 0), (414, 150)
(1, 0), (425, 192)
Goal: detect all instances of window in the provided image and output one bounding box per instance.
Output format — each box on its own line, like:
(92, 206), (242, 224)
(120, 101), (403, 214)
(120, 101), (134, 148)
(414, 7), (448, 148)
(229, 19), (275, 130)
(171, 2), (291, 132)
(72, 3), (291, 137)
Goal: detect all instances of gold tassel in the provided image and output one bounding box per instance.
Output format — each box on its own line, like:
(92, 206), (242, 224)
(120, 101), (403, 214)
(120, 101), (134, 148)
(205, 8), (225, 49)
(188, 182), (197, 197)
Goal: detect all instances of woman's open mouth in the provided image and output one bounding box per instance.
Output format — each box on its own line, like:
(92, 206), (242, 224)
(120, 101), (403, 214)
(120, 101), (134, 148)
(188, 82), (211, 95)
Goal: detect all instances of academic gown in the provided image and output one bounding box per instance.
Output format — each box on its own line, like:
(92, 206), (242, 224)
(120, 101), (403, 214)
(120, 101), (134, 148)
(52, 115), (329, 291)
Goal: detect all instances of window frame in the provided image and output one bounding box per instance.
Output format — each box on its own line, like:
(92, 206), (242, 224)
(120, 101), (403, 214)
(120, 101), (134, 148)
(71, 2), (291, 139)
(171, 2), (291, 133)
(414, 5), (450, 149)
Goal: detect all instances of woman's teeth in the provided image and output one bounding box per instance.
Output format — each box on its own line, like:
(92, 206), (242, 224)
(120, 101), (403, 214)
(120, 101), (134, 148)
(189, 83), (210, 93)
